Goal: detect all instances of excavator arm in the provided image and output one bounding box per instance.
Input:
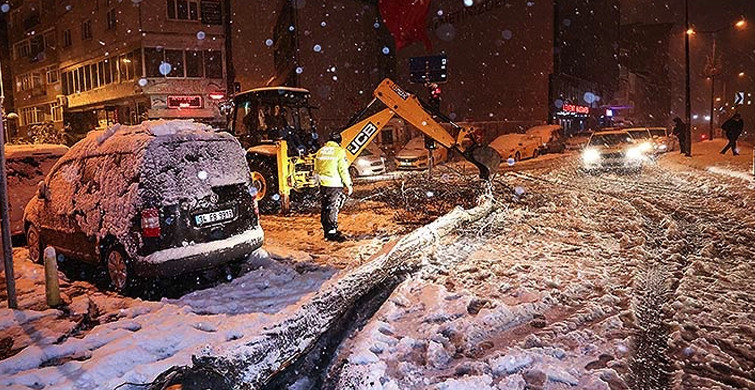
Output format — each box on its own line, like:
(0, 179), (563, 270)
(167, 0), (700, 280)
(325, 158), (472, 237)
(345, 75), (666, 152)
(338, 78), (501, 179)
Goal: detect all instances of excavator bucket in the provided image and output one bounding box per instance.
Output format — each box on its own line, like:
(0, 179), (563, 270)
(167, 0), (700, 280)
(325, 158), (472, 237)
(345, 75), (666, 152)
(466, 145), (501, 180)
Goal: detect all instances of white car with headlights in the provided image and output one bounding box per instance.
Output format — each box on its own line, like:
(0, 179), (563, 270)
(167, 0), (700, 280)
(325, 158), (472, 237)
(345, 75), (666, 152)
(625, 127), (673, 156)
(350, 143), (387, 177)
(581, 130), (649, 173)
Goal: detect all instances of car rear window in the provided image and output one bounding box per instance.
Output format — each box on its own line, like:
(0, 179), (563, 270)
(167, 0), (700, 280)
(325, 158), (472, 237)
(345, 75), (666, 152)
(628, 130), (651, 139)
(141, 137), (250, 205)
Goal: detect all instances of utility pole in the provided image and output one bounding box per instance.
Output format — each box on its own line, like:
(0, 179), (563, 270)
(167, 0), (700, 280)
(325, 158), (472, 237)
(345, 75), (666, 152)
(0, 58), (18, 309)
(684, 0), (692, 157)
(708, 36), (717, 141)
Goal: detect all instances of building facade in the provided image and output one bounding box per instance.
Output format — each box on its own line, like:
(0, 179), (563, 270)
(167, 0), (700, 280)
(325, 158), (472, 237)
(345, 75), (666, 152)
(231, 0), (620, 139)
(2, 0), (228, 141)
(5, 0), (62, 139)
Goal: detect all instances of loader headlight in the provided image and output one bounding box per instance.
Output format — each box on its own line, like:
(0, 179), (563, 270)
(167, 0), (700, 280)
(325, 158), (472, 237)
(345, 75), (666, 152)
(582, 148), (601, 164)
(626, 146), (645, 160)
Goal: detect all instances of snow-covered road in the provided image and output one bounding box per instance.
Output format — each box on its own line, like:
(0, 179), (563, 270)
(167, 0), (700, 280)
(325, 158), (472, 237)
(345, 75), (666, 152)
(2, 143), (754, 390)
(332, 150), (755, 390)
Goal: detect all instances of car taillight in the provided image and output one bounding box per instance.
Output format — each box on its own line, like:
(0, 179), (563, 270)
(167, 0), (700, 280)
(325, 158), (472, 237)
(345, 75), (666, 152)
(141, 208), (161, 238)
(253, 198), (260, 217)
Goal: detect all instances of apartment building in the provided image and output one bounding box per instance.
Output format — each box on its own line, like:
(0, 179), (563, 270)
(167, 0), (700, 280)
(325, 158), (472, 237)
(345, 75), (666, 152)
(5, 0), (62, 138)
(56, 0), (227, 138)
(2, 0), (227, 141)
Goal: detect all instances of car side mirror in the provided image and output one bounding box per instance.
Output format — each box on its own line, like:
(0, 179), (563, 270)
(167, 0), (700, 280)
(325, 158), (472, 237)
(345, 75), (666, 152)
(37, 181), (48, 200)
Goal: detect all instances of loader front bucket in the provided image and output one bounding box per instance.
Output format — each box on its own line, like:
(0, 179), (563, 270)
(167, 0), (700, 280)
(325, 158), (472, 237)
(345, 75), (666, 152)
(465, 145), (501, 180)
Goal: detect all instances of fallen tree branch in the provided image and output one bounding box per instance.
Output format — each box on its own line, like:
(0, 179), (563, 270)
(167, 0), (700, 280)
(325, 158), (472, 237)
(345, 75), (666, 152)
(145, 196), (497, 390)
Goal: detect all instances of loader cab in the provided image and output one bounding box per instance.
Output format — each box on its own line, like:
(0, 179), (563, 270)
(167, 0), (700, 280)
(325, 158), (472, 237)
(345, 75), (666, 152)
(229, 87), (320, 155)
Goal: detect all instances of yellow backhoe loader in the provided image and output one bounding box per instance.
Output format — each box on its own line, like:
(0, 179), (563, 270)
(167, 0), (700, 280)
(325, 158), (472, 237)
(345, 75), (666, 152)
(227, 78), (500, 213)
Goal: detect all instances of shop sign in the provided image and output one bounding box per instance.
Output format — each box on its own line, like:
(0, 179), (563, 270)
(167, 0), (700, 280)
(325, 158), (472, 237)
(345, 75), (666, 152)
(167, 95), (203, 109)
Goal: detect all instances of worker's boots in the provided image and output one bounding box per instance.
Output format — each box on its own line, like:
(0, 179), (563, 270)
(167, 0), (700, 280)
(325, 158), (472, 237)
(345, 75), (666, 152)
(325, 232), (347, 242)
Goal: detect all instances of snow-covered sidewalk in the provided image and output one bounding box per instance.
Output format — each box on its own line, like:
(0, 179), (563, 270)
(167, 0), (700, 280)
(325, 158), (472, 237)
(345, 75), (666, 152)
(0, 247), (335, 390)
(665, 139), (754, 183)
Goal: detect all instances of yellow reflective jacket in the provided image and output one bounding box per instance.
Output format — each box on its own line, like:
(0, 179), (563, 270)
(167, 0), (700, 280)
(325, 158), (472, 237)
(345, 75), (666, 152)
(314, 141), (352, 188)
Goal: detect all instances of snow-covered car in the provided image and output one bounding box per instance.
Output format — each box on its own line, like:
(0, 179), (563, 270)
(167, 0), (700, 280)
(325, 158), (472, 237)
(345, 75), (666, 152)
(24, 120), (264, 292)
(564, 131), (593, 150)
(581, 130), (648, 173)
(625, 127), (676, 155)
(647, 126), (676, 152)
(526, 124), (565, 154)
(394, 136), (448, 170)
(350, 143), (387, 177)
(489, 133), (541, 162)
(5, 144), (69, 236)
(625, 128), (658, 156)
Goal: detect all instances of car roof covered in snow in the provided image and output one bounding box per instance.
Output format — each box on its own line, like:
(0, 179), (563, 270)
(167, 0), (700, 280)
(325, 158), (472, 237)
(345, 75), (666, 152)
(526, 124), (562, 135)
(592, 129), (630, 136)
(5, 144), (69, 160)
(56, 120), (229, 165)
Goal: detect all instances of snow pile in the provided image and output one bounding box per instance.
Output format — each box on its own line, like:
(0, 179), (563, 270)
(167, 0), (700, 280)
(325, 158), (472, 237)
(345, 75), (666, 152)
(0, 248), (335, 389)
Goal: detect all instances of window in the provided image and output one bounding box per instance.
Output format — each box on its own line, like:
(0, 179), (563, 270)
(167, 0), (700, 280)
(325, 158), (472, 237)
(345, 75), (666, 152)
(84, 65), (92, 90)
(204, 49), (223, 78)
(77, 67), (85, 92)
(44, 30), (56, 50)
(185, 50), (203, 77)
(144, 47), (165, 77)
(46, 66), (59, 84)
(165, 50), (184, 77)
(92, 63), (100, 88)
(62, 29), (72, 47)
(167, 0), (199, 21)
(104, 59), (113, 84)
(82, 19), (92, 40)
(200, 0), (222, 25)
(31, 72), (43, 89)
(14, 41), (31, 59)
(132, 50), (143, 78)
(51, 104), (63, 122)
(21, 107), (44, 126)
(107, 9), (117, 30)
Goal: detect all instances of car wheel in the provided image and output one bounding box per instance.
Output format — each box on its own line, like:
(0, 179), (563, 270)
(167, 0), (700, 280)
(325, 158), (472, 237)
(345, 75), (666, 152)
(348, 166), (359, 178)
(515, 152), (521, 162)
(26, 224), (43, 264)
(105, 246), (133, 293)
(247, 157), (280, 214)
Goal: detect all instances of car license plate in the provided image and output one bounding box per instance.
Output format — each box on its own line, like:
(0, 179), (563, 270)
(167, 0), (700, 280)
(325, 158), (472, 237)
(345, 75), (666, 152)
(195, 209), (234, 226)
(400, 161), (412, 166)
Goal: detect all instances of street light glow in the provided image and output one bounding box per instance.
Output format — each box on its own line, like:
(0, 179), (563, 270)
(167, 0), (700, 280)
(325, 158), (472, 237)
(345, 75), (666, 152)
(735, 19), (746, 29)
(739, 72), (746, 78)
(686, 28), (695, 35)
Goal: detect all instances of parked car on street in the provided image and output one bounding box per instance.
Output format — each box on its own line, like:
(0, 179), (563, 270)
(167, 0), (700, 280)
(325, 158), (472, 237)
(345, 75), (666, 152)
(395, 136), (448, 170)
(647, 127), (677, 152)
(489, 133), (542, 162)
(5, 144), (69, 237)
(350, 143), (387, 177)
(24, 120), (264, 292)
(526, 125), (565, 154)
(581, 129), (648, 173)
(625, 127), (677, 155)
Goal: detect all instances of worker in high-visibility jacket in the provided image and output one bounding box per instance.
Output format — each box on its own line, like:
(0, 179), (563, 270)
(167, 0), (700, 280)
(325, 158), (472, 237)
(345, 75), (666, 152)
(314, 131), (353, 242)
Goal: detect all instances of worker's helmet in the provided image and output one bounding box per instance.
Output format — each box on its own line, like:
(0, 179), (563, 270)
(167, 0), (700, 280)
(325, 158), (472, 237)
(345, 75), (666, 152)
(329, 131), (343, 144)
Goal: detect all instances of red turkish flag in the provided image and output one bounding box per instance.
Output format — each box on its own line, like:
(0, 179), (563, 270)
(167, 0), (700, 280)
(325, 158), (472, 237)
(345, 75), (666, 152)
(379, 0), (432, 51)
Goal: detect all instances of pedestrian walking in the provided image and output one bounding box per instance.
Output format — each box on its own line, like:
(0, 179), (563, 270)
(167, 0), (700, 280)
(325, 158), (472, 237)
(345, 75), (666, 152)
(314, 131), (353, 242)
(720, 113), (744, 156)
(672, 117), (689, 155)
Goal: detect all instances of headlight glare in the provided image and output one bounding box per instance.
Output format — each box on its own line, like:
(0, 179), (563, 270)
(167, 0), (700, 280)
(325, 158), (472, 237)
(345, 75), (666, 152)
(582, 148), (601, 163)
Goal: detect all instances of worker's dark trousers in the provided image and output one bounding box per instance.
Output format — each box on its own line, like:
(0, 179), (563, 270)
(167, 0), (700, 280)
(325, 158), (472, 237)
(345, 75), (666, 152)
(320, 186), (345, 237)
(720, 138), (739, 155)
